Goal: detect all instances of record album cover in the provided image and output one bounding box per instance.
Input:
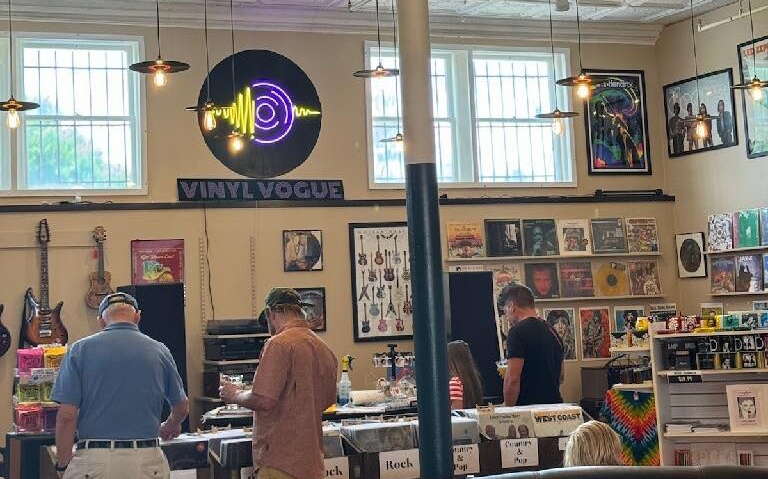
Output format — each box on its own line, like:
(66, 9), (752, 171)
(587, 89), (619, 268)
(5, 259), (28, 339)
(544, 308), (577, 360)
(522, 219), (559, 257)
(130, 239), (184, 285)
(726, 384), (768, 432)
(525, 263), (560, 299)
(591, 218), (628, 254)
(594, 262), (630, 297)
(735, 209), (760, 249)
(556, 219), (591, 256)
(735, 255), (763, 293)
(700, 303), (724, 321)
(447, 222), (486, 259)
(707, 213), (734, 252)
(628, 261), (662, 296)
(761, 208), (768, 247)
(711, 257), (736, 294)
(579, 307), (611, 359)
(559, 262), (595, 298)
(485, 219), (523, 257)
(764, 254), (768, 290)
(625, 217), (659, 253)
(614, 306), (645, 333)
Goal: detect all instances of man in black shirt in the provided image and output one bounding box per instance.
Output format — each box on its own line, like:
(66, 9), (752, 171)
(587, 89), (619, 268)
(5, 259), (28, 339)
(501, 283), (564, 406)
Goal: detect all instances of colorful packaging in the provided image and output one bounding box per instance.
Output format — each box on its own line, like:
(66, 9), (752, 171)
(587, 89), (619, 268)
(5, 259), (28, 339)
(17, 348), (44, 373)
(43, 345), (67, 369)
(42, 403), (59, 432)
(16, 374), (42, 403)
(14, 404), (42, 432)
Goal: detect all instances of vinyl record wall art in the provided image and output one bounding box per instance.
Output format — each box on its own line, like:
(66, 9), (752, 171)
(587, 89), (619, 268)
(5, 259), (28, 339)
(197, 50), (322, 178)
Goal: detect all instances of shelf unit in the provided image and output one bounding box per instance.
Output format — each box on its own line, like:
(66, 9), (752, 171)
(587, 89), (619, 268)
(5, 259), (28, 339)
(536, 294), (665, 303)
(657, 368), (768, 376)
(711, 291), (768, 297)
(707, 246), (768, 256)
(612, 382), (654, 392)
(610, 346), (651, 353)
(655, 330), (767, 339)
(446, 251), (662, 262)
(664, 431), (768, 438)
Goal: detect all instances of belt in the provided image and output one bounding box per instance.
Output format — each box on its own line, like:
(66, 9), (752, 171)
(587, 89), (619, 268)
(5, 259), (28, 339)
(76, 439), (159, 450)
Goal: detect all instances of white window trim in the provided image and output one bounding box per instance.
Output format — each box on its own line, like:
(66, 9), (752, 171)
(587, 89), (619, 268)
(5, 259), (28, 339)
(0, 31), (147, 197)
(364, 41), (578, 190)
(0, 34), (11, 191)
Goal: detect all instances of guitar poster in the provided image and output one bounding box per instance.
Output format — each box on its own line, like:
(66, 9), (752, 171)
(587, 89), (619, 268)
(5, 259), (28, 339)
(348, 223), (412, 342)
(130, 239), (185, 285)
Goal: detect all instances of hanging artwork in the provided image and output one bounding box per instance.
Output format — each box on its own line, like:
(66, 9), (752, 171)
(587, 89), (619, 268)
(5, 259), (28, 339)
(349, 222), (412, 342)
(675, 232), (706, 278)
(738, 35), (768, 159)
(663, 68), (738, 157)
(584, 70), (652, 175)
(579, 307), (611, 360)
(283, 230), (323, 272)
(543, 308), (577, 361)
(296, 287), (326, 332)
(130, 239), (184, 285)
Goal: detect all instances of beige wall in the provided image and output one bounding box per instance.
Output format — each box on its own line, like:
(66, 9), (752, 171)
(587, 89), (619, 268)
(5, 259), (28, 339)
(0, 20), (676, 437)
(657, 5), (768, 315)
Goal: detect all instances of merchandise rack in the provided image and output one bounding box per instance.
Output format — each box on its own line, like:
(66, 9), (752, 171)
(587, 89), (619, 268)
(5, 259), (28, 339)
(445, 251), (662, 262)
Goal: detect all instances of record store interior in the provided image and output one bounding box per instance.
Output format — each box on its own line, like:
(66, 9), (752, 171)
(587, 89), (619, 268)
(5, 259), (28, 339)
(2, 0), (768, 478)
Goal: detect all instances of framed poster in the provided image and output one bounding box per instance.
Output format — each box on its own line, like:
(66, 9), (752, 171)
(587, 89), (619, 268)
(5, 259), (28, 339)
(349, 222), (412, 342)
(296, 287), (326, 332)
(613, 306), (644, 333)
(579, 307), (611, 360)
(738, 35), (768, 158)
(584, 70), (651, 175)
(663, 68), (738, 157)
(675, 232), (706, 278)
(130, 239), (184, 285)
(283, 230), (323, 272)
(543, 308), (577, 361)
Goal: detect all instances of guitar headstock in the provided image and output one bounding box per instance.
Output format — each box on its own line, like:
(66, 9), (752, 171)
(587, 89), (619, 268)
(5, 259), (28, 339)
(37, 219), (50, 244)
(93, 226), (107, 244)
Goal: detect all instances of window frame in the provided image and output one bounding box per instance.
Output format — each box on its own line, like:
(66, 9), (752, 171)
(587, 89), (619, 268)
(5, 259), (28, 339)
(0, 32), (147, 197)
(364, 41), (577, 190)
(0, 35), (11, 191)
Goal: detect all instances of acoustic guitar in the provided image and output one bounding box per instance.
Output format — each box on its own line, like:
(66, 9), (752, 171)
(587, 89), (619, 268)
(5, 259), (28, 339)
(24, 219), (68, 346)
(85, 226), (114, 309)
(0, 305), (11, 357)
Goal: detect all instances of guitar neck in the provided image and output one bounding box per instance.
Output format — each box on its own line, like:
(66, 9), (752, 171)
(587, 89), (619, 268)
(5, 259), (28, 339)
(40, 243), (50, 309)
(97, 242), (105, 280)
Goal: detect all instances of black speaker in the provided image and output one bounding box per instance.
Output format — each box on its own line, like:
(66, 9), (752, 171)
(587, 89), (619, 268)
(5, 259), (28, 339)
(117, 283), (188, 430)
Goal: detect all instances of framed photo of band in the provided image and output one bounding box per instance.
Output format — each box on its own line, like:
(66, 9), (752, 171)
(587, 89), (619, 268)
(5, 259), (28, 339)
(738, 35), (768, 159)
(583, 70), (652, 175)
(349, 222), (413, 342)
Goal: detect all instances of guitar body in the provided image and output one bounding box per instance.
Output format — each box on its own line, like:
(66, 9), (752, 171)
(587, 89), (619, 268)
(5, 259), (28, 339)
(362, 310), (371, 334)
(85, 270), (114, 309)
(24, 288), (68, 346)
(0, 305), (10, 357)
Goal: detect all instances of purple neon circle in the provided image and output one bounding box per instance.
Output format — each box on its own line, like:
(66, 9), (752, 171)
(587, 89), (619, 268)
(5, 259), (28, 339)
(251, 81), (295, 144)
(256, 102), (276, 124)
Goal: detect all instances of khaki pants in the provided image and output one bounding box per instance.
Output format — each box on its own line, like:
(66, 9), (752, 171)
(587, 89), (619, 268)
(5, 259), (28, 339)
(256, 466), (296, 479)
(63, 447), (170, 479)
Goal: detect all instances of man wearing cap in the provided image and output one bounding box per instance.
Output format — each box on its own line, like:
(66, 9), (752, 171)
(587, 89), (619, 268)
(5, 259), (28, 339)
(220, 288), (337, 479)
(52, 293), (188, 478)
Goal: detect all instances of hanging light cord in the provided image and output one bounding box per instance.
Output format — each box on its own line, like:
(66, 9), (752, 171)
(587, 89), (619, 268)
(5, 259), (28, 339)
(391, 0), (401, 133)
(203, 0), (211, 102)
(548, 0), (558, 110)
(229, 0), (236, 102)
(375, 0), (382, 66)
(689, 0), (702, 109)
(155, 0), (162, 59)
(747, 0), (758, 74)
(575, 0), (584, 73)
(7, 0), (14, 97)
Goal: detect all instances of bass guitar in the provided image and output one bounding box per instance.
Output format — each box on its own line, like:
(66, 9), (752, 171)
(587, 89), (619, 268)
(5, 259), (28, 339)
(361, 309), (371, 334)
(85, 226), (114, 309)
(395, 311), (404, 332)
(401, 251), (410, 281)
(357, 235), (368, 266)
(374, 235), (384, 266)
(403, 284), (413, 315)
(377, 310), (388, 333)
(0, 305), (11, 357)
(383, 251), (395, 282)
(24, 219), (68, 346)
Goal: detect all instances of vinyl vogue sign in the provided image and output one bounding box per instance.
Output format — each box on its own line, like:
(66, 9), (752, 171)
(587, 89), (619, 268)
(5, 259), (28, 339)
(195, 49), (322, 178)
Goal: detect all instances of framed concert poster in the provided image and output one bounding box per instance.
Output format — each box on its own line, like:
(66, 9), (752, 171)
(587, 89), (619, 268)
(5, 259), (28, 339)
(296, 287), (326, 332)
(663, 68), (738, 157)
(283, 230), (323, 272)
(738, 35), (768, 158)
(584, 70), (651, 175)
(130, 239), (184, 285)
(349, 222), (413, 342)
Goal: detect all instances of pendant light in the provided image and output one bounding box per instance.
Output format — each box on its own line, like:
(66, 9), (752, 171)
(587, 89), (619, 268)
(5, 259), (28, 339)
(732, 0), (767, 101)
(381, 0), (404, 149)
(185, 0), (216, 131)
(687, 0), (716, 139)
(354, 0), (399, 78)
(226, 0), (244, 154)
(129, 0), (189, 88)
(555, 0), (595, 99)
(0, 0), (38, 129)
(536, 0), (578, 136)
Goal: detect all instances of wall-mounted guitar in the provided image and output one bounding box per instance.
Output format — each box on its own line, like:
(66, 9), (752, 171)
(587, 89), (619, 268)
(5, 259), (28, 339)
(85, 226), (114, 309)
(23, 219), (68, 346)
(0, 305), (11, 357)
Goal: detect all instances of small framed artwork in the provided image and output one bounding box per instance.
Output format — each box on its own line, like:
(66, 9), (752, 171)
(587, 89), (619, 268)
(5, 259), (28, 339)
(663, 68), (738, 157)
(543, 308), (577, 360)
(485, 219), (523, 257)
(283, 230), (323, 272)
(675, 232), (706, 278)
(613, 306), (644, 333)
(296, 287), (326, 332)
(583, 70), (652, 175)
(738, 35), (768, 159)
(130, 239), (184, 284)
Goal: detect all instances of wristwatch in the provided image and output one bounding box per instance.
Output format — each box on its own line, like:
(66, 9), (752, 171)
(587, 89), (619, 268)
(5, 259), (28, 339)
(55, 463), (68, 472)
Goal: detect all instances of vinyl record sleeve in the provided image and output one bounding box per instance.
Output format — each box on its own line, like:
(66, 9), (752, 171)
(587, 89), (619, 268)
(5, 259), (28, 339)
(591, 218), (628, 254)
(594, 262), (630, 296)
(556, 219), (591, 256)
(625, 217), (659, 253)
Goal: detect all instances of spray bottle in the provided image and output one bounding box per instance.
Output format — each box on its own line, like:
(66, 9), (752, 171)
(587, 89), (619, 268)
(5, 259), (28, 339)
(338, 355), (354, 406)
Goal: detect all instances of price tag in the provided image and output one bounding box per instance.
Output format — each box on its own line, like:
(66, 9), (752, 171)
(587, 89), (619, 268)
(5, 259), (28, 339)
(669, 371), (702, 384)
(500, 438), (539, 469)
(324, 457), (350, 479)
(453, 444), (480, 475)
(558, 436), (569, 451)
(379, 449), (420, 479)
(670, 370), (702, 376)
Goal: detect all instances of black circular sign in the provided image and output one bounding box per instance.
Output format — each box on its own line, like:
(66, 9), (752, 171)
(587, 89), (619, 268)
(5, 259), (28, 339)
(679, 238), (703, 273)
(197, 50), (322, 178)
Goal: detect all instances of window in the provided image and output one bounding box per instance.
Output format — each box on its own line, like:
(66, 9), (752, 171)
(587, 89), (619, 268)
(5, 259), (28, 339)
(365, 44), (574, 187)
(10, 36), (143, 193)
(0, 38), (10, 190)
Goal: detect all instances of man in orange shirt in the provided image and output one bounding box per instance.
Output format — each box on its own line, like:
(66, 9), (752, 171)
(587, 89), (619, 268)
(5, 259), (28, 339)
(220, 288), (337, 479)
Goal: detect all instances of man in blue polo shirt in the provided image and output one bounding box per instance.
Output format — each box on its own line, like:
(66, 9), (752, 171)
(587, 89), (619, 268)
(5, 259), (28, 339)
(52, 292), (188, 478)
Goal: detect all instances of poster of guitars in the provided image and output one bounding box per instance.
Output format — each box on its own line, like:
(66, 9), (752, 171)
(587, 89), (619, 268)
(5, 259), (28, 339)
(130, 239), (185, 285)
(23, 219), (69, 346)
(349, 222), (412, 342)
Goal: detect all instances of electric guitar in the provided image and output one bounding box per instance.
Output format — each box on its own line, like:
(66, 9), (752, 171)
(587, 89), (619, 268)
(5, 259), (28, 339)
(362, 309), (371, 334)
(401, 251), (411, 281)
(357, 235), (368, 266)
(85, 226), (114, 309)
(24, 219), (68, 346)
(403, 284), (413, 315)
(395, 311), (404, 332)
(387, 285), (397, 318)
(358, 270), (371, 301)
(0, 305), (11, 357)
(369, 299), (380, 317)
(378, 305), (388, 333)
(368, 268), (377, 283)
(392, 236), (402, 265)
(376, 271), (385, 300)
(374, 235), (384, 266)
(384, 251), (395, 282)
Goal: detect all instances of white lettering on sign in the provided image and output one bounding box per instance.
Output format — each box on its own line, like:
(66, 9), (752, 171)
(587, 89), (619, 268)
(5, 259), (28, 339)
(559, 436), (569, 451)
(453, 444), (480, 475)
(501, 438), (539, 469)
(324, 457), (350, 479)
(379, 449), (421, 479)
(671, 370), (702, 376)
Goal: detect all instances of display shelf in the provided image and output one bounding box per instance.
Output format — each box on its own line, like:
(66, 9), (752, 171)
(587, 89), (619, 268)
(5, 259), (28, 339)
(664, 431), (768, 438)
(445, 251), (662, 263)
(657, 368), (768, 376)
(202, 359), (260, 366)
(710, 291), (767, 297)
(536, 294), (664, 302)
(706, 245), (768, 255)
(202, 333), (270, 339)
(610, 346), (651, 353)
(612, 382), (654, 391)
(654, 330), (768, 339)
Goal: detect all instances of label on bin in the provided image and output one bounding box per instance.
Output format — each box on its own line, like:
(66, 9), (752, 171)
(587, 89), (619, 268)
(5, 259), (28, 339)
(501, 438), (539, 468)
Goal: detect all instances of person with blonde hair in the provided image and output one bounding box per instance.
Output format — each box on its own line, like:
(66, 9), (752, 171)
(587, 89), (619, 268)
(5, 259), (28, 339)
(564, 420), (623, 467)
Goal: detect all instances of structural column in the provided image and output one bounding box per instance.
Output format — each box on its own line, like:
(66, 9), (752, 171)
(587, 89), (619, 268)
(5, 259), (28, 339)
(397, 1), (452, 478)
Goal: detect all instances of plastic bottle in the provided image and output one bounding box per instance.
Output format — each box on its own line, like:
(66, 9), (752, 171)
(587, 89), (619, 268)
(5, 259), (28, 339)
(338, 355), (354, 406)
